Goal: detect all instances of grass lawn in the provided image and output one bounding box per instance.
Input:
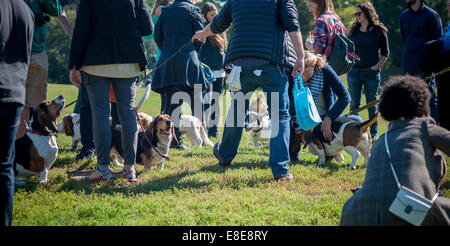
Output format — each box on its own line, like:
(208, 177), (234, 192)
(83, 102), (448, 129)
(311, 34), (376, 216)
(12, 83), (449, 226)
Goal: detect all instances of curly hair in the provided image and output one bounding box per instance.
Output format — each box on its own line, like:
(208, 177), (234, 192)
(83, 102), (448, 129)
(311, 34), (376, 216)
(379, 75), (431, 121)
(348, 1), (388, 38)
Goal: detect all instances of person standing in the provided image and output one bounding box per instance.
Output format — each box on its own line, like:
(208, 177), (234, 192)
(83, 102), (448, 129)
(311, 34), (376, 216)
(16, 0), (64, 140)
(192, 0), (305, 181)
(0, 0), (34, 226)
(152, 0), (207, 151)
(199, 2), (228, 138)
(304, 0), (345, 59)
(69, 0), (153, 182)
(400, 0), (443, 124)
(347, 1), (389, 140)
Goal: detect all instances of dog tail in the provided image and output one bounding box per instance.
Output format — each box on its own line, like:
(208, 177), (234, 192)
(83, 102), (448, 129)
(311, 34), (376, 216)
(357, 112), (380, 132)
(200, 124), (214, 147)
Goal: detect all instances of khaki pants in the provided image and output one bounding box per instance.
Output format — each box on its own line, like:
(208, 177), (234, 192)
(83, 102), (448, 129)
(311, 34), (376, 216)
(25, 51), (48, 108)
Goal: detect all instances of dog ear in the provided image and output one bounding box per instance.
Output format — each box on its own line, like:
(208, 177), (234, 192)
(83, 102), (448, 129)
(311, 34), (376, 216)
(63, 117), (75, 136)
(301, 131), (312, 150)
(39, 112), (58, 133)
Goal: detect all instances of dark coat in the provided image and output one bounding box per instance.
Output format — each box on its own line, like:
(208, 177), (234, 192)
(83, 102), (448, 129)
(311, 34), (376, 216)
(198, 21), (226, 71)
(151, 0), (206, 93)
(68, 0), (153, 71)
(0, 0), (34, 105)
(210, 0), (300, 67)
(340, 117), (450, 226)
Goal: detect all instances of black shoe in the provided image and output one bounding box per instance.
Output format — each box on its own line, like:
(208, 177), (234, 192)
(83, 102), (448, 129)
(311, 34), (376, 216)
(171, 143), (192, 151)
(274, 172), (294, 181)
(74, 149), (95, 161)
(213, 142), (230, 167)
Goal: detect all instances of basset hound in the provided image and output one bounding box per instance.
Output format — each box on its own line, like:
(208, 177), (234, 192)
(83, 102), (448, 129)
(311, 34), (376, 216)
(14, 95), (65, 184)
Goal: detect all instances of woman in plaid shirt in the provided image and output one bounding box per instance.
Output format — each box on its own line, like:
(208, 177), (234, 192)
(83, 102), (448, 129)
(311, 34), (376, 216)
(305, 0), (345, 58)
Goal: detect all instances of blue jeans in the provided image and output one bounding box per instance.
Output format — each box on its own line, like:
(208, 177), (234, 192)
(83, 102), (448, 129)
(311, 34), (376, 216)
(0, 103), (23, 226)
(218, 63), (290, 178)
(347, 68), (380, 137)
(83, 72), (138, 166)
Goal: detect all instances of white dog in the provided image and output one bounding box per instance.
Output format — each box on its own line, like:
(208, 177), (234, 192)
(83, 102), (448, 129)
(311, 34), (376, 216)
(179, 115), (214, 147)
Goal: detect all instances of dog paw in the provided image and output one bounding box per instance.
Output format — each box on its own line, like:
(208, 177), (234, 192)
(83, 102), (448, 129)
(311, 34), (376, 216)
(348, 165), (357, 171)
(37, 178), (48, 184)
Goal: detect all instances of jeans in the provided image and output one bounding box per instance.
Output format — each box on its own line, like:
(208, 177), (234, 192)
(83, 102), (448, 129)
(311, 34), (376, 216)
(347, 68), (380, 137)
(204, 77), (225, 137)
(218, 63), (291, 178)
(75, 83), (95, 153)
(0, 103), (23, 226)
(83, 72), (138, 166)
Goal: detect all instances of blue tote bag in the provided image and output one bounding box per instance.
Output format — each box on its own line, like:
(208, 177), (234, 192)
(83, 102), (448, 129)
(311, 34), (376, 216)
(293, 75), (322, 130)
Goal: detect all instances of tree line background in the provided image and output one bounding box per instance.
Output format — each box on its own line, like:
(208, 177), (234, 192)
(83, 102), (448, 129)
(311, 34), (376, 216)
(47, 0), (449, 84)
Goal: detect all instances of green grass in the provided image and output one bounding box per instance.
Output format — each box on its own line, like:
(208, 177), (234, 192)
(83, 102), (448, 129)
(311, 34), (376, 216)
(12, 83), (449, 226)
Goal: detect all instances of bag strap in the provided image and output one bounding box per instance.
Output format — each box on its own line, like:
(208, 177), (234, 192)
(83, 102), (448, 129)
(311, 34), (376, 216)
(385, 130), (440, 202)
(384, 131), (402, 189)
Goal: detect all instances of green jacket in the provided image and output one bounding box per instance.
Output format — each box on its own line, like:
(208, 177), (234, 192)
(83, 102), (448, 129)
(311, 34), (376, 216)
(25, 0), (63, 54)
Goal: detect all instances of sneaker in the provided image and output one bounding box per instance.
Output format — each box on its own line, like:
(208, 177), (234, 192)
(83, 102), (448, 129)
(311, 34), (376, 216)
(171, 142), (192, 151)
(213, 142), (230, 167)
(74, 149), (95, 161)
(82, 166), (114, 183)
(274, 172), (294, 181)
(121, 169), (137, 182)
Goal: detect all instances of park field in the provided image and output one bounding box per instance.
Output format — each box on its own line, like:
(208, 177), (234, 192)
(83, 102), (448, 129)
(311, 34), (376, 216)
(12, 83), (449, 226)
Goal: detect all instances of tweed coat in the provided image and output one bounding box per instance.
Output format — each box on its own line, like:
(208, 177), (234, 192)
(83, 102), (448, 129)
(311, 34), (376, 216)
(151, 0), (206, 94)
(340, 117), (450, 226)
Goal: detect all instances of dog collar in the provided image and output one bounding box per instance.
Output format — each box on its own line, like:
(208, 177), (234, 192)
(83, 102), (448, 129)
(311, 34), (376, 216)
(28, 129), (58, 136)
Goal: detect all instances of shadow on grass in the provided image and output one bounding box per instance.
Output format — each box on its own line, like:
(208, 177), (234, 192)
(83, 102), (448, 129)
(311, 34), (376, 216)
(55, 159), (274, 196)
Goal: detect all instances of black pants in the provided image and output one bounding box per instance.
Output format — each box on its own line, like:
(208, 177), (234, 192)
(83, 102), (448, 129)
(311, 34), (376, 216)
(160, 85), (204, 145)
(0, 103), (23, 226)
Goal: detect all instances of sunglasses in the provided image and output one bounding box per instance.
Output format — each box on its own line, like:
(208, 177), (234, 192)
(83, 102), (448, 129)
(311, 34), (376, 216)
(355, 12), (363, 17)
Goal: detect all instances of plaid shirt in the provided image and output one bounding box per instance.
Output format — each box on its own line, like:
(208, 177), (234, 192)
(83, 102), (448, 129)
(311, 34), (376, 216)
(312, 12), (346, 58)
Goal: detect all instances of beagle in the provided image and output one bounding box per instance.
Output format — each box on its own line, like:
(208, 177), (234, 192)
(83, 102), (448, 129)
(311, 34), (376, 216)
(137, 112), (153, 132)
(292, 113), (380, 170)
(14, 95), (65, 184)
(110, 114), (174, 171)
(57, 113), (81, 151)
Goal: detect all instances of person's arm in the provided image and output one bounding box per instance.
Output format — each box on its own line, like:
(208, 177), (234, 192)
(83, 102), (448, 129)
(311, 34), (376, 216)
(289, 31), (305, 76)
(136, 0), (153, 37)
(371, 32), (389, 70)
(323, 65), (351, 120)
(428, 12), (443, 41)
(57, 10), (73, 38)
(310, 19), (328, 55)
(68, 0), (91, 88)
(427, 119), (450, 156)
(191, 8), (205, 51)
(281, 0), (304, 75)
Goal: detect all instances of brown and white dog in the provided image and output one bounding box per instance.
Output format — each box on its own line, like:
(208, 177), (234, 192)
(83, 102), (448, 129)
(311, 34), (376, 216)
(110, 114), (174, 170)
(244, 95), (271, 148)
(179, 115), (214, 147)
(291, 113), (380, 170)
(14, 95), (65, 184)
(57, 113), (81, 151)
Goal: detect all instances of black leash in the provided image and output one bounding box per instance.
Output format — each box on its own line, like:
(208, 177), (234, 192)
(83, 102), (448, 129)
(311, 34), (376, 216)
(139, 40), (194, 83)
